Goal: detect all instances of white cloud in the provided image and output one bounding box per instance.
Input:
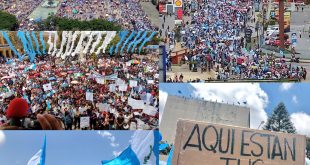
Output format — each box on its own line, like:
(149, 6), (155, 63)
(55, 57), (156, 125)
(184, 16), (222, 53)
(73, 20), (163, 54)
(291, 112), (310, 137)
(0, 131), (5, 145)
(292, 95), (298, 104)
(280, 83), (293, 91)
(190, 83), (269, 129)
(159, 90), (168, 125)
(97, 131), (119, 147)
(113, 151), (122, 157)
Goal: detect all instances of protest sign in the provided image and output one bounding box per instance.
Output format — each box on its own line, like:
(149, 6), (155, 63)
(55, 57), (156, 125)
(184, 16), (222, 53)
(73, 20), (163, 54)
(116, 78), (126, 85)
(172, 119), (306, 165)
(109, 84), (116, 92)
(128, 97), (145, 109)
(95, 77), (105, 84)
(86, 92), (93, 101)
(129, 80), (138, 87)
(80, 117), (90, 128)
(147, 80), (154, 84)
(43, 83), (52, 91)
(98, 103), (109, 112)
(143, 105), (157, 116)
(119, 84), (128, 92)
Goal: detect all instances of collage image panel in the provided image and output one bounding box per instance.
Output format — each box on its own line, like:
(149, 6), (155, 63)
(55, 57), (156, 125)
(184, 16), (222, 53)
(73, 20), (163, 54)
(0, 0), (160, 31)
(159, 83), (310, 165)
(0, 130), (160, 165)
(0, 31), (159, 130)
(160, 0), (310, 82)
(159, 83), (310, 164)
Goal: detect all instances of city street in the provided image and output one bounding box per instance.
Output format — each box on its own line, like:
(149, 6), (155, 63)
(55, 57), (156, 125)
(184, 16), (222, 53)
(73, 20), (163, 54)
(289, 5), (310, 59)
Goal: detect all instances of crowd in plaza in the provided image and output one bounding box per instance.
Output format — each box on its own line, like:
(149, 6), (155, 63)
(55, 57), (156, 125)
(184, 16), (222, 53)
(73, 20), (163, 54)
(165, 0), (307, 82)
(1, 0), (43, 30)
(0, 53), (159, 130)
(57, 0), (156, 31)
(1, 0), (157, 31)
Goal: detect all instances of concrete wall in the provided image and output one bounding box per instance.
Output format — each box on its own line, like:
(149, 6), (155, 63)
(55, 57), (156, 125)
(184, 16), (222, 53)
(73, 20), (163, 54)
(160, 95), (250, 144)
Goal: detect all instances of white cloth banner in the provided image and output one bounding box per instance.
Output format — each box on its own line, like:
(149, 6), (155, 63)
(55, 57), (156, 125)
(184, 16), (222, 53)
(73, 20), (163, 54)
(128, 98), (145, 109)
(86, 92), (93, 101)
(80, 117), (90, 128)
(27, 149), (41, 165)
(129, 80), (138, 87)
(43, 83), (52, 91)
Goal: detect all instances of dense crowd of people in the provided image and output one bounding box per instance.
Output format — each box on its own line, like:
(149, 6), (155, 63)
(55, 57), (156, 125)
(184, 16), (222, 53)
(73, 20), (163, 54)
(0, 53), (159, 130)
(1, 0), (43, 30)
(57, 0), (156, 31)
(1, 0), (157, 31)
(164, 0), (307, 82)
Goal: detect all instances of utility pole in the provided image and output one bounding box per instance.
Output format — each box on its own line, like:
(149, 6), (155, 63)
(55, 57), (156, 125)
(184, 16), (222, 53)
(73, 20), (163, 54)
(278, 0), (285, 49)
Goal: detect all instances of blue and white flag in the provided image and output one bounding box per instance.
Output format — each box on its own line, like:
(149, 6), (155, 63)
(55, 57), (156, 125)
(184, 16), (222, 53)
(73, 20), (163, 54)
(27, 135), (46, 165)
(102, 131), (160, 165)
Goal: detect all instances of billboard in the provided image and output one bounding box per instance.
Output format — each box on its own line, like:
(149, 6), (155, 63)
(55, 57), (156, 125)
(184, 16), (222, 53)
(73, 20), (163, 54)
(172, 119), (306, 165)
(273, 10), (291, 33)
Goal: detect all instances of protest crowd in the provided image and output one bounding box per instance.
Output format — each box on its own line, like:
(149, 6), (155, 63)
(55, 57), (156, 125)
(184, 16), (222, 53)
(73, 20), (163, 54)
(0, 53), (159, 130)
(165, 0), (307, 82)
(1, 0), (43, 30)
(57, 0), (157, 31)
(1, 0), (157, 31)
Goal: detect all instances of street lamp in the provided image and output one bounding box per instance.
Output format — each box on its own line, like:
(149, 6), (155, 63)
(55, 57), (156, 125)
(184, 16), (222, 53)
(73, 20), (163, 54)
(258, 121), (265, 129)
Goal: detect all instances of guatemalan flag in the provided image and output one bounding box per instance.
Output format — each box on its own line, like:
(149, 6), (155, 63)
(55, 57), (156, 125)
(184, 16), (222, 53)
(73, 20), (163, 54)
(27, 135), (46, 165)
(102, 131), (161, 165)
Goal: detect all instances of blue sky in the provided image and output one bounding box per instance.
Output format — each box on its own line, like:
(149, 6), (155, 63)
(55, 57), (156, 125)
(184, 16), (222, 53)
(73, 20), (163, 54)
(0, 131), (134, 165)
(160, 83), (310, 136)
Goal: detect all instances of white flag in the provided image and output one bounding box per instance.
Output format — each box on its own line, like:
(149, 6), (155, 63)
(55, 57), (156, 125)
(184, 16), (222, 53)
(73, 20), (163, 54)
(27, 149), (42, 165)
(43, 83), (52, 91)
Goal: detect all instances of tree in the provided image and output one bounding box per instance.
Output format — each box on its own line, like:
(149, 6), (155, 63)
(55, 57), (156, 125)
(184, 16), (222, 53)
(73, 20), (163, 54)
(48, 0), (54, 6)
(0, 11), (18, 30)
(263, 102), (296, 133)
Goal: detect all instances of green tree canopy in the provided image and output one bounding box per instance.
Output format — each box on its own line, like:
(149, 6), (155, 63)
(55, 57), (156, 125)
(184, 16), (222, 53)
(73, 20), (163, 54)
(263, 102), (297, 134)
(0, 11), (18, 30)
(37, 16), (122, 31)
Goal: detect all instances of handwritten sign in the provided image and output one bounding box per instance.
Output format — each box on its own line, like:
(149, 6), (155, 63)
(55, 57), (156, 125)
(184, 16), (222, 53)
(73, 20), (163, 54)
(80, 117), (90, 128)
(172, 120), (306, 165)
